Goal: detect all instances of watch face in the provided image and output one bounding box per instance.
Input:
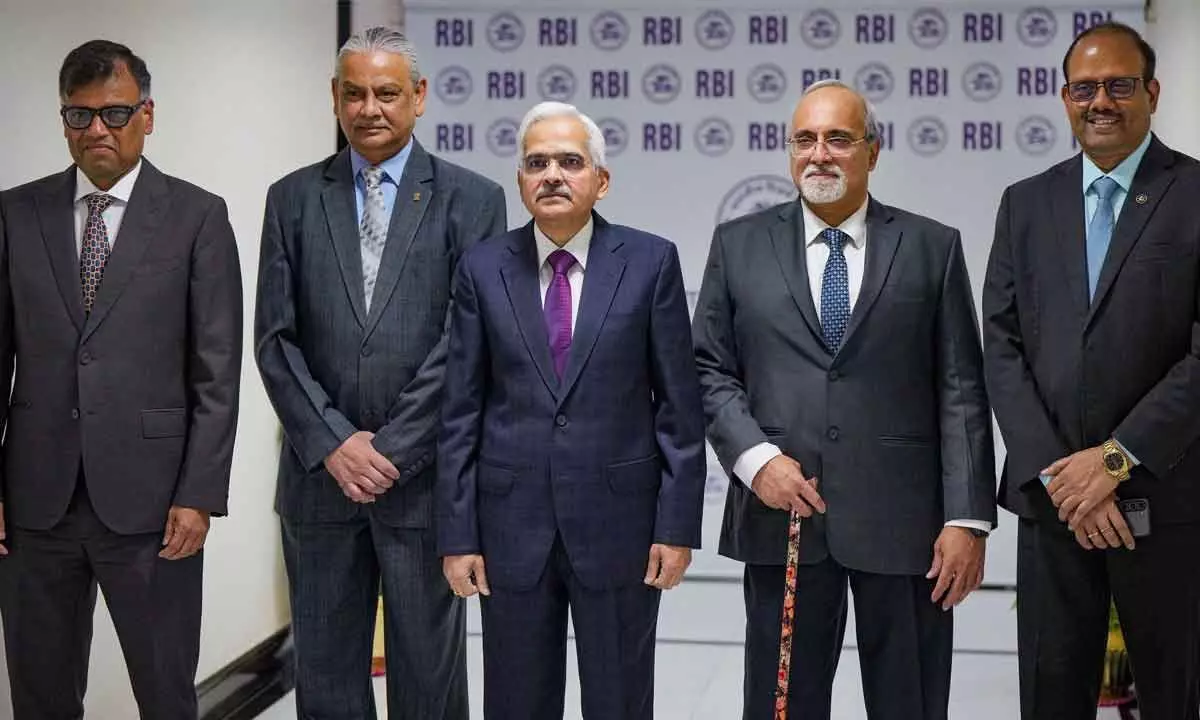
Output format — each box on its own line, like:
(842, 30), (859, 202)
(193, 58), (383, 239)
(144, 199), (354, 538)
(1104, 452), (1124, 472)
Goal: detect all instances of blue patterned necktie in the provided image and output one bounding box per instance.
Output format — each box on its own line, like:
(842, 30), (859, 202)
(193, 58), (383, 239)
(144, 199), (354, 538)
(1087, 176), (1119, 301)
(544, 249), (577, 379)
(820, 228), (851, 352)
(80, 193), (114, 313)
(360, 165), (389, 313)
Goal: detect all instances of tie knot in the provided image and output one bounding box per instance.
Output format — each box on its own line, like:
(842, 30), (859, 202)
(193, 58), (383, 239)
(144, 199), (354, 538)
(820, 227), (849, 252)
(1091, 176), (1119, 201)
(363, 165), (384, 188)
(548, 249), (577, 276)
(86, 193), (113, 215)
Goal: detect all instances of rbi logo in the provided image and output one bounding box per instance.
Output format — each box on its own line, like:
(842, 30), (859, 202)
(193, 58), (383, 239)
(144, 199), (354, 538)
(907, 117), (948, 156)
(591, 11), (629, 51)
(695, 10), (735, 50)
(908, 8), (948, 49)
(487, 12), (525, 52)
(1017, 7), (1057, 47)
(538, 65), (577, 101)
(1016, 116), (1057, 155)
(486, 118), (520, 157)
(717, 176), (797, 224)
(597, 118), (629, 157)
(642, 64), (682, 104)
(800, 9), (841, 50)
(962, 62), (1002, 102)
(855, 62), (894, 103)
(695, 118), (734, 157)
(748, 63), (788, 104)
(435, 66), (473, 105)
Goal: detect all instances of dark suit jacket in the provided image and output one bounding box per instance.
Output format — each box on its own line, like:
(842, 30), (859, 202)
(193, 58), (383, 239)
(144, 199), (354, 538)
(984, 136), (1200, 523)
(0, 160), (243, 534)
(255, 140), (506, 527)
(437, 215), (707, 591)
(693, 198), (995, 574)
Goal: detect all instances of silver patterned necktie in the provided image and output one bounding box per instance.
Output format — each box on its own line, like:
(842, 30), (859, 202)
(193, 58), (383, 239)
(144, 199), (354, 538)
(360, 165), (389, 313)
(81, 193), (114, 314)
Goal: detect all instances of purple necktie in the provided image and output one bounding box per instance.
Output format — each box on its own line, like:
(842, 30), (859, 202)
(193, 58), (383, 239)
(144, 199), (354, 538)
(544, 249), (577, 379)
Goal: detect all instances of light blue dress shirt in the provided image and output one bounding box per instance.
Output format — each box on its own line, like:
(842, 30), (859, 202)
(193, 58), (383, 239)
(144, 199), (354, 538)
(350, 141), (414, 228)
(1081, 131), (1152, 227)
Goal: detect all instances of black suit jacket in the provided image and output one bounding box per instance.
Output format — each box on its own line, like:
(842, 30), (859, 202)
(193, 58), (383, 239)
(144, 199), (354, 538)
(694, 198), (996, 574)
(984, 136), (1200, 523)
(0, 160), (243, 533)
(255, 140), (506, 527)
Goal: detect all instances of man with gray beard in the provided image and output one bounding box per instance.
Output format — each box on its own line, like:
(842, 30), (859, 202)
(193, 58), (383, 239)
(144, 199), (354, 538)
(692, 80), (996, 719)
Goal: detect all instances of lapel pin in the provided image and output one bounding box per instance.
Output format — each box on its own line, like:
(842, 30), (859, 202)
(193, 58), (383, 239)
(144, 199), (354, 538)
(413, 192), (421, 202)
(1135, 193), (1148, 205)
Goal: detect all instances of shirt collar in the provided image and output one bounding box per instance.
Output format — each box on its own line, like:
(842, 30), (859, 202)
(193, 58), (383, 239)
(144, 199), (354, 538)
(350, 139), (414, 187)
(1082, 131), (1152, 196)
(535, 217), (594, 270)
(802, 196), (870, 249)
(75, 158), (143, 205)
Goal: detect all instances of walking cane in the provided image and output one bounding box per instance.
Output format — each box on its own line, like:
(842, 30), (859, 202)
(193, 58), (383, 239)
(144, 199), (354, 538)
(774, 507), (803, 720)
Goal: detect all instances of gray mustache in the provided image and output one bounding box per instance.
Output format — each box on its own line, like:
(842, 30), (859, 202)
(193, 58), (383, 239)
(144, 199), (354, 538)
(538, 189), (571, 200)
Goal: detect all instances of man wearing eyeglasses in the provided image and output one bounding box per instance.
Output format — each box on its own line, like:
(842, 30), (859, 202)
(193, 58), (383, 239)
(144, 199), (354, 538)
(0, 40), (242, 719)
(693, 79), (995, 719)
(438, 101), (706, 719)
(983, 22), (1200, 720)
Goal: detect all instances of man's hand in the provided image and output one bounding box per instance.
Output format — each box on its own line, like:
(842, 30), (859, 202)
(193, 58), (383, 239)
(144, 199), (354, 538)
(1044, 446), (1118, 527)
(926, 527), (985, 611)
(0, 502), (8, 557)
(644, 544), (692, 590)
(324, 431), (400, 504)
(1072, 494), (1136, 551)
(750, 455), (825, 517)
(443, 554), (491, 598)
(160, 506), (211, 560)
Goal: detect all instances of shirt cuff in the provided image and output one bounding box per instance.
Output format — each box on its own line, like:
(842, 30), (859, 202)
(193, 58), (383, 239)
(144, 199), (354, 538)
(946, 519), (992, 534)
(732, 443), (782, 486)
(1112, 437), (1141, 467)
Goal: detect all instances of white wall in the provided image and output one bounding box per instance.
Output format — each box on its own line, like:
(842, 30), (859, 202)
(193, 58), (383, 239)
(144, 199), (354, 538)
(1146, 0), (1200, 159)
(0, 0), (335, 716)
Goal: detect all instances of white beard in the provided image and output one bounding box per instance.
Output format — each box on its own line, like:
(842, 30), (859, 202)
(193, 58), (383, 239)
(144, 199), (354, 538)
(800, 171), (848, 205)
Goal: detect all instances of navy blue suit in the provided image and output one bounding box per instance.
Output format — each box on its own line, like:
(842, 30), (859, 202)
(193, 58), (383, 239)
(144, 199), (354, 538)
(438, 214), (706, 719)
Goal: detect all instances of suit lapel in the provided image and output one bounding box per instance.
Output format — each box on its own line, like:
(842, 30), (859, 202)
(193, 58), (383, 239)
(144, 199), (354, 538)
(500, 224), (559, 399)
(841, 199), (901, 350)
(364, 141), (433, 336)
(1087, 137), (1177, 328)
(81, 160), (167, 343)
(767, 203), (824, 347)
(320, 148), (368, 327)
(558, 216), (625, 406)
(1048, 155), (1090, 319)
(35, 168), (85, 331)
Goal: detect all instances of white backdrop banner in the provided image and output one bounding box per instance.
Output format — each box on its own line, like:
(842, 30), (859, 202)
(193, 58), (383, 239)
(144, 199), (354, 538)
(405, 2), (1143, 582)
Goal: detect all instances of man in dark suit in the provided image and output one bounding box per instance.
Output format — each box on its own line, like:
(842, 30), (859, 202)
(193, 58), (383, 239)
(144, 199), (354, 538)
(438, 100), (706, 719)
(983, 23), (1200, 719)
(693, 80), (995, 720)
(254, 26), (505, 719)
(0, 40), (243, 719)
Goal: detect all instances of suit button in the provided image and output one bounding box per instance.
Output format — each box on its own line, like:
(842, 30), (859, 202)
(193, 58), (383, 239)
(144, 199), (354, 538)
(80, 351), (92, 365)
(555, 414), (568, 428)
(71, 408), (80, 420)
(827, 426), (840, 441)
(361, 346), (372, 357)
(828, 370), (840, 381)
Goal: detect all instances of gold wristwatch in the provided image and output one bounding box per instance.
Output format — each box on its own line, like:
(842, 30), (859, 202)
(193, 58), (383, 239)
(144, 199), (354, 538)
(1101, 439), (1132, 483)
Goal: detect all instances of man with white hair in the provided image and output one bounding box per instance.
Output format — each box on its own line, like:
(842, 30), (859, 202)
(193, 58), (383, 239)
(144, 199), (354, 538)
(693, 80), (996, 719)
(254, 26), (505, 719)
(438, 101), (706, 719)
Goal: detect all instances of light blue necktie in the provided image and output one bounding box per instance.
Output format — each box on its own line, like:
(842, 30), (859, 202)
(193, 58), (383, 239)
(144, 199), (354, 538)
(1087, 176), (1119, 301)
(819, 228), (851, 351)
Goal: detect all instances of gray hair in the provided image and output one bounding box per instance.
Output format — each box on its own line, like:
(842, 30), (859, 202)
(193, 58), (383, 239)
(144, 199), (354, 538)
(517, 102), (608, 171)
(337, 26), (422, 86)
(796, 79), (883, 141)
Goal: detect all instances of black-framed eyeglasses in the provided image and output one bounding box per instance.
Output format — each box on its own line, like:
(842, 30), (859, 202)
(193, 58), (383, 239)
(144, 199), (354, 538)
(785, 134), (870, 158)
(521, 152), (589, 174)
(1065, 77), (1142, 103)
(60, 100), (147, 130)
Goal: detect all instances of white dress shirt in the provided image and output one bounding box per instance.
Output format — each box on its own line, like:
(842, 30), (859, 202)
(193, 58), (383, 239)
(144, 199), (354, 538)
(731, 198), (991, 534)
(73, 159), (142, 256)
(535, 218), (593, 333)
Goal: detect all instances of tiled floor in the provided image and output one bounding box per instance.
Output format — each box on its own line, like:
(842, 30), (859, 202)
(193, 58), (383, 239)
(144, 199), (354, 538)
(260, 636), (1032, 719)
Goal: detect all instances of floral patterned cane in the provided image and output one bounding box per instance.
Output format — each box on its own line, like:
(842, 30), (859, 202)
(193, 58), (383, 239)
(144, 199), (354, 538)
(774, 508), (803, 719)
